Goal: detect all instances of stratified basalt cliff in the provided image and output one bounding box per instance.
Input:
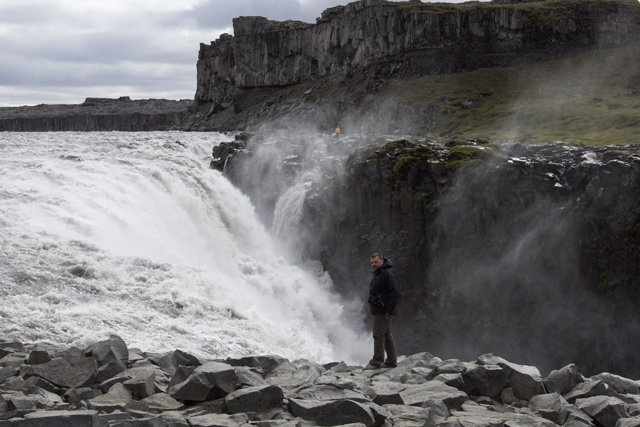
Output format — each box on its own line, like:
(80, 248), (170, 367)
(0, 97), (191, 132)
(190, 0), (640, 131)
(212, 133), (640, 379)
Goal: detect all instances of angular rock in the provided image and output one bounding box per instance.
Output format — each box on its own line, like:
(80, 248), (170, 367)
(29, 357), (98, 388)
(564, 380), (609, 404)
(225, 385), (284, 414)
(124, 371), (155, 399)
(160, 411), (190, 427)
(12, 409), (101, 427)
(399, 381), (467, 410)
(0, 367), (19, 384)
(433, 373), (468, 393)
(167, 365), (197, 390)
(529, 392), (572, 423)
(88, 383), (133, 413)
(295, 385), (370, 402)
(188, 413), (241, 427)
(504, 413), (558, 427)
(64, 387), (103, 406)
(26, 345), (51, 366)
(289, 398), (377, 427)
(225, 355), (287, 374)
(596, 374), (640, 395)
(616, 418), (640, 427)
(168, 361), (238, 402)
(575, 396), (629, 427)
(544, 364), (584, 395)
(96, 360), (126, 383)
(397, 353), (439, 369)
(503, 363), (545, 401)
(235, 366), (268, 387)
(141, 393), (185, 412)
(370, 381), (406, 405)
(85, 335), (129, 371)
(463, 364), (509, 398)
(0, 353), (27, 368)
(265, 361), (324, 389)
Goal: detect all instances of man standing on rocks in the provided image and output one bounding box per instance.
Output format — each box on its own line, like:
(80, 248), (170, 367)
(364, 253), (400, 370)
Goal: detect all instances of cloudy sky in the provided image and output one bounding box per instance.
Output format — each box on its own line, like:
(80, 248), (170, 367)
(0, 0), (463, 107)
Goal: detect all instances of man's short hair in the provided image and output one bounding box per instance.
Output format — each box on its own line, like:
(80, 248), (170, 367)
(370, 253), (383, 260)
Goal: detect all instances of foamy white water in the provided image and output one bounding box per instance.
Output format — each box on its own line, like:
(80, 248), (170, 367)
(0, 131), (369, 363)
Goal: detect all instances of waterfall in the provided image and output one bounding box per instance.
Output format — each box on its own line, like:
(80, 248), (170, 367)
(0, 131), (369, 363)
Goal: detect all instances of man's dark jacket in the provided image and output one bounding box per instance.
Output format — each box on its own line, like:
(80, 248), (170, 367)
(369, 258), (400, 317)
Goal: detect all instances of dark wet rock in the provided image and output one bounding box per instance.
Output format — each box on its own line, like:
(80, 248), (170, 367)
(124, 372), (156, 399)
(545, 364), (585, 395)
(225, 385), (284, 414)
(575, 396), (629, 427)
(168, 362), (238, 402)
(289, 398), (378, 427)
(25, 345), (51, 366)
(463, 364), (510, 398)
(0, 368), (18, 384)
(85, 335), (129, 372)
(64, 387), (103, 406)
(28, 357), (98, 389)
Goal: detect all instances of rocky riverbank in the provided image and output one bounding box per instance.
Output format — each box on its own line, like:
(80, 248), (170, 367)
(0, 97), (191, 132)
(1, 336), (640, 427)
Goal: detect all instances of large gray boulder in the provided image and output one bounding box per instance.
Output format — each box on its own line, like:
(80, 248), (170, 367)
(168, 361), (238, 402)
(529, 393), (571, 423)
(398, 381), (468, 410)
(544, 364), (584, 395)
(463, 364), (509, 398)
(595, 374), (640, 395)
(575, 396), (629, 427)
(289, 398), (378, 427)
(123, 371), (155, 399)
(234, 366), (268, 388)
(85, 335), (129, 371)
(369, 381), (406, 405)
(224, 385), (284, 414)
(11, 409), (102, 427)
(0, 367), (19, 384)
(29, 357), (98, 388)
(25, 345), (51, 366)
(432, 373), (468, 393)
(564, 380), (609, 404)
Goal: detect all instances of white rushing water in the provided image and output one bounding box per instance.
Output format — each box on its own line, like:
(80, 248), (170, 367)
(0, 131), (369, 363)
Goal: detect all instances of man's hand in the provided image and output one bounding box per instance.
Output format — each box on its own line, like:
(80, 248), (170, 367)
(385, 316), (391, 321)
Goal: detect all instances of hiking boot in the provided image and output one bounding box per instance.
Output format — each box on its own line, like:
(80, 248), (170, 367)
(363, 364), (381, 370)
(381, 363), (396, 368)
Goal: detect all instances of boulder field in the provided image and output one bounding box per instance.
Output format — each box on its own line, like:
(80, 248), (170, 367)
(2, 336), (640, 427)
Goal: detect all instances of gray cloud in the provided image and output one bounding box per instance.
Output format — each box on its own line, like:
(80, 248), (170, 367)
(0, 0), (468, 107)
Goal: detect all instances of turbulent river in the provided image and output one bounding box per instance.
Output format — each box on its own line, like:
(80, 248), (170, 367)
(0, 131), (370, 363)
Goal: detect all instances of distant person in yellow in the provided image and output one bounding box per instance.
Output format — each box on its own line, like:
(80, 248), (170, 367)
(334, 126), (341, 138)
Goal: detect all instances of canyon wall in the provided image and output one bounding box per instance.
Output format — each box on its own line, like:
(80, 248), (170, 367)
(195, 0), (640, 118)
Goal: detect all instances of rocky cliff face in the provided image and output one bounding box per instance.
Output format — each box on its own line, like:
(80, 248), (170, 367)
(300, 138), (640, 378)
(213, 133), (640, 379)
(194, 0), (640, 124)
(0, 98), (191, 132)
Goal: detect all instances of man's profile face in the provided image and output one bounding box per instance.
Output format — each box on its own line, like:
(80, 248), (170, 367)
(370, 256), (383, 270)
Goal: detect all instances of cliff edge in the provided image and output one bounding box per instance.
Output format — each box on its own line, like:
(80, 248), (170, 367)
(188, 0), (640, 133)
